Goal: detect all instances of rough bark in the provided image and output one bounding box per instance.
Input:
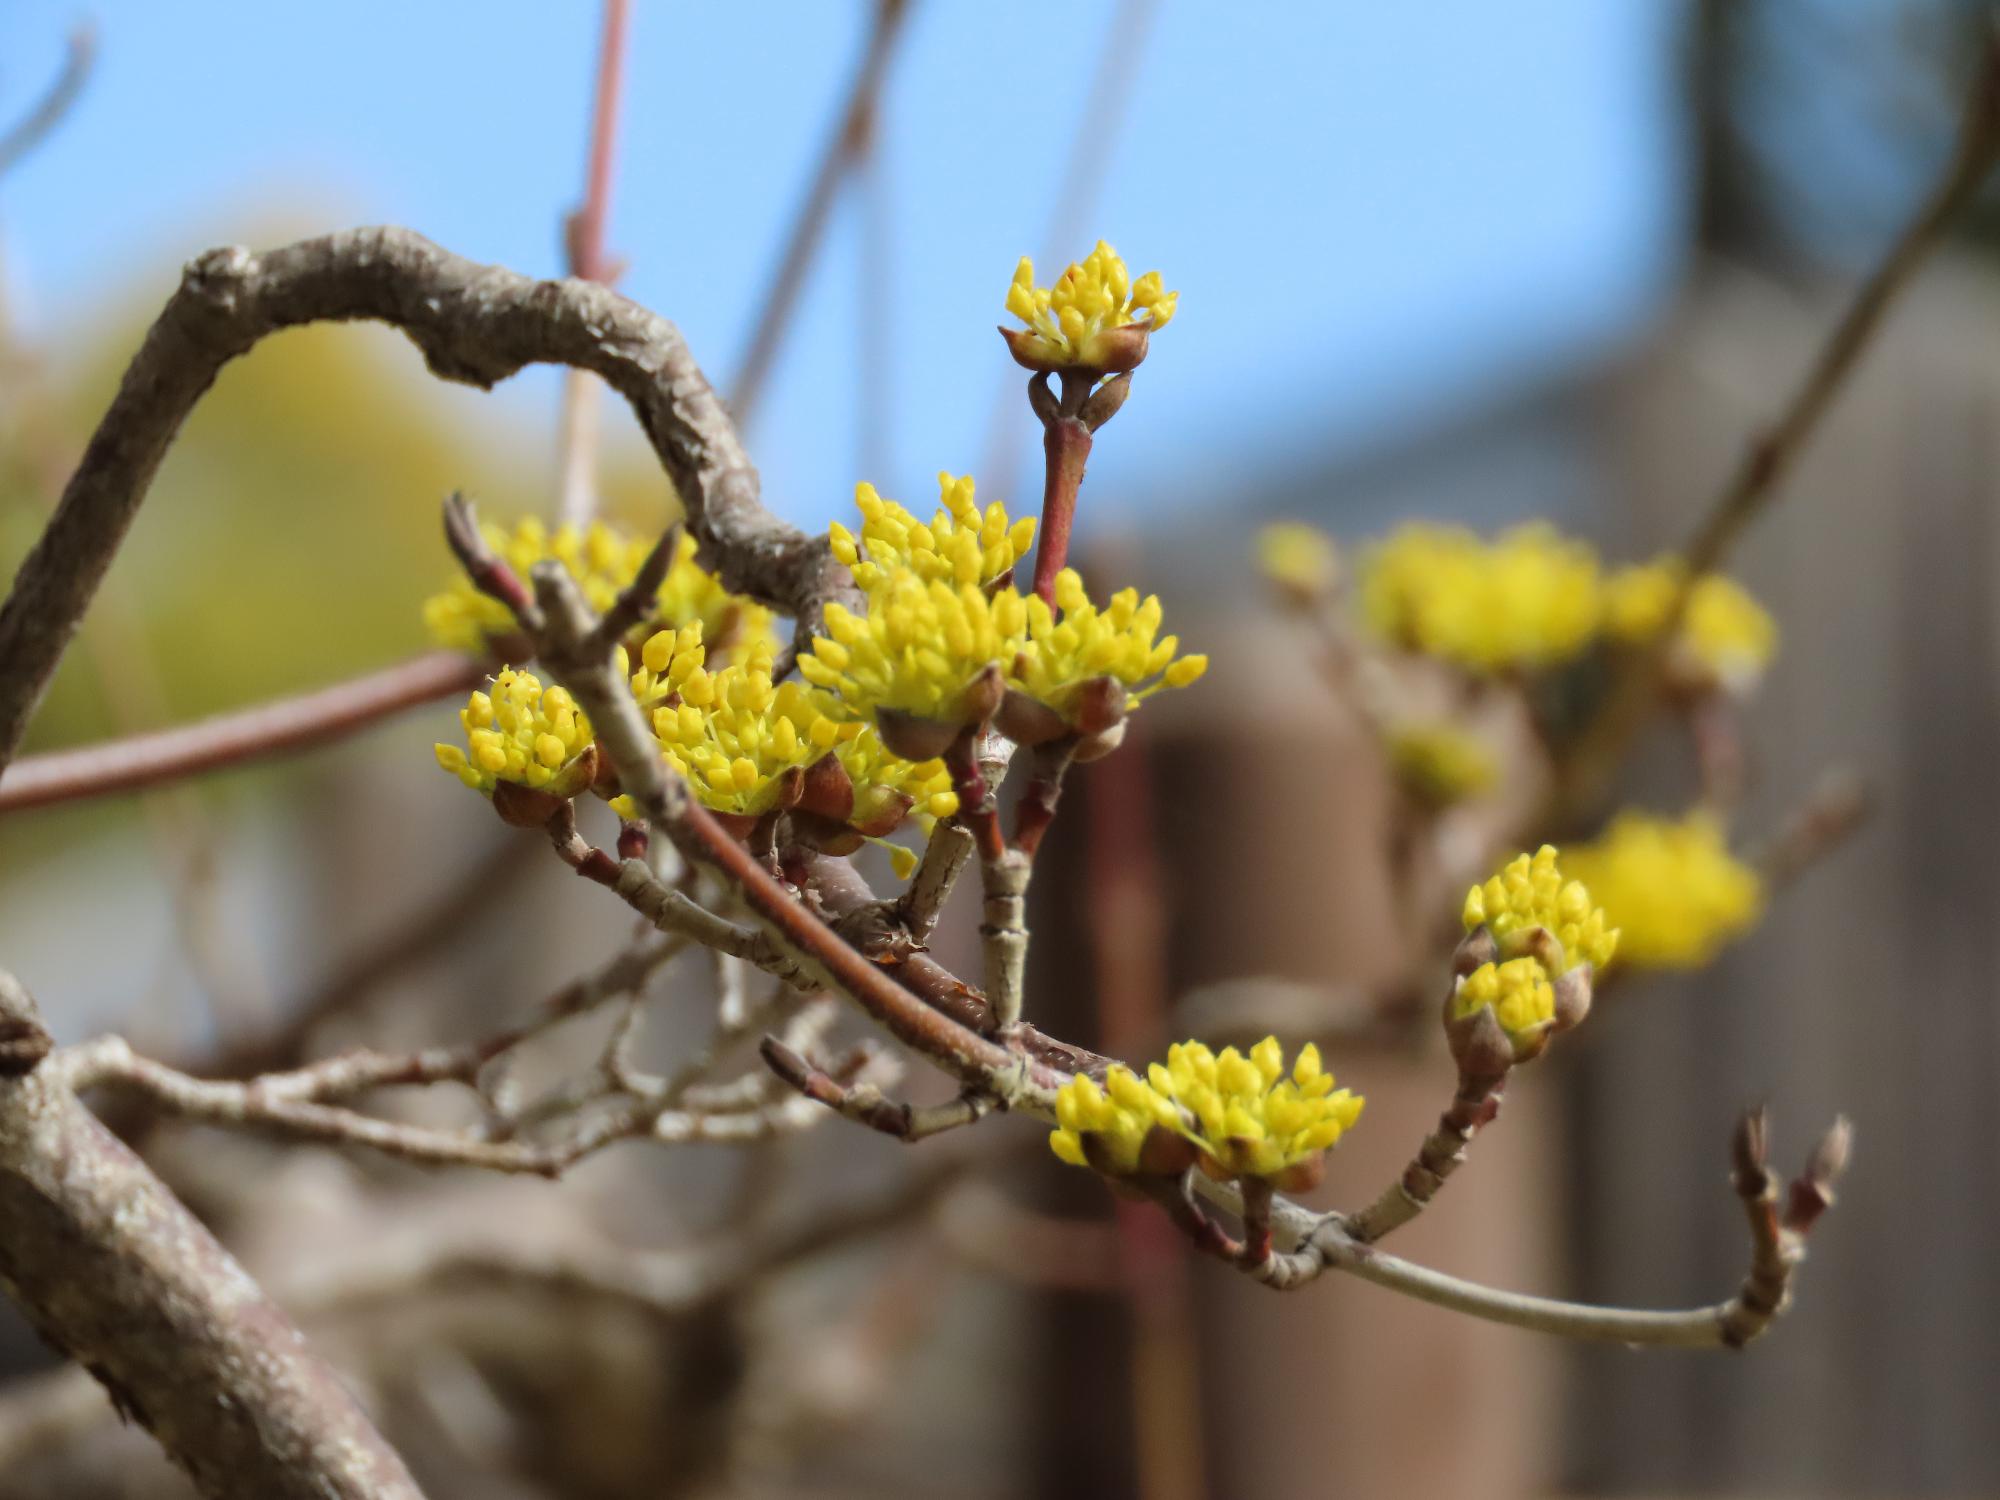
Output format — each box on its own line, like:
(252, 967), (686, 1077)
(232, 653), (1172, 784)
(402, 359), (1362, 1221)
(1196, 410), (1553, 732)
(0, 973), (424, 1500)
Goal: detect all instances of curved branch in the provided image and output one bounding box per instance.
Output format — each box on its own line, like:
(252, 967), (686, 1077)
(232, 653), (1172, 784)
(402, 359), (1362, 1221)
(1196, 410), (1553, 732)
(0, 226), (857, 776)
(1221, 1106), (1852, 1348)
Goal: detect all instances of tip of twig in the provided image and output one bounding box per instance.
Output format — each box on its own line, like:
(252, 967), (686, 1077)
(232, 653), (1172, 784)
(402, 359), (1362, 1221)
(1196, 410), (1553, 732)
(1785, 1115), (1854, 1234)
(441, 492), (544, 636)
(759, 1033), (813, 1091)
(587, 521), (682, 651)
(1810, 1114), (1854, 1185)
(440, 490), (481, 567)
(1731, 1105), (1772, 1190)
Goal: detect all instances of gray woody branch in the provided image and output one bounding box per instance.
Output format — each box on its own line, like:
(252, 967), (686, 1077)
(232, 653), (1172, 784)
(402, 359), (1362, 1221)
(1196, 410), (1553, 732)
(0, 225), (856, 776)
(0, 972), (423, 1499)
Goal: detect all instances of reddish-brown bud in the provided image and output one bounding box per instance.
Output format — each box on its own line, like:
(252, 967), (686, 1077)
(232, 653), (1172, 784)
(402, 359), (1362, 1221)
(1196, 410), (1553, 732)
(490, 779), (569, 829)
(1443, 1001), (1516, 1085)
(797, 752), (855, 824)
(1071, 719), (1128, 763)
(1550, 965), (1593, 1034)
(875, 708), (961, 762)
(994, 688), (1069, 748)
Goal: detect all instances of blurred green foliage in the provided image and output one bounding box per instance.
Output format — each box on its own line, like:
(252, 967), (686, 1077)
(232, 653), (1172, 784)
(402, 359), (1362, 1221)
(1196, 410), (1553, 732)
(0, 261), (677, 866)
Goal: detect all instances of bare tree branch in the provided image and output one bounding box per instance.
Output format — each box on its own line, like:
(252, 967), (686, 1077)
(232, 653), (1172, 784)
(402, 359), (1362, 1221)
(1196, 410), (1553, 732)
(0, 225), (856, 776)
(0, 971), (425, 1499)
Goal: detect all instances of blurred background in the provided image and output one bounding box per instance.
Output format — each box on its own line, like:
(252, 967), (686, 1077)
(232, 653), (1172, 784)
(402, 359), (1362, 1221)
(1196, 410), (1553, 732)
(1, 1), (1996, 1496)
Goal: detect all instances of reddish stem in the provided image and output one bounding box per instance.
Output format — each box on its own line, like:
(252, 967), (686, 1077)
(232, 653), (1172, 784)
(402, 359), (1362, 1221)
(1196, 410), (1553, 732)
(0, 651), (484, 814)
(1031, 415), (1093, 604)
(1011, 741), (1075, 860)
(943, 731), (1006, 863)
(569, 0), (630, 284)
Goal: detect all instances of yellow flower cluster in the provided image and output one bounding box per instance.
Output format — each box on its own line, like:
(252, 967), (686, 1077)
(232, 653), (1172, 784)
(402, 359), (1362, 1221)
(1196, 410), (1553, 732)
(800, 576), (1027, 727)
(1256, 522), (1339, 602)
(434, 669), (593, 795)
(423, 517), (775, 662)
(1049, 1064), (1185, 1175)
(1048, 1037), (1363, 1187)
(830, 474), (1037, 593)
(1360, 522), (1601, 674)
(798, 568), (1205, 738)
(831, 726), (961, 832)
(1602, 559), (1778, 692)
(1451, 957), (1556, 1047)
(1004, 240), (1176, 372)
(1011, 570), (1209, 726)
(1386, 722), (1497, 806)
(622, 624), (957, 832)
(1562, 811), (1764, 969)
(1463, 845), (1619, 974)
(625, 622), (712, 713)
(1157, 1038), (1363, 1185)
(651, 662), (830, 819)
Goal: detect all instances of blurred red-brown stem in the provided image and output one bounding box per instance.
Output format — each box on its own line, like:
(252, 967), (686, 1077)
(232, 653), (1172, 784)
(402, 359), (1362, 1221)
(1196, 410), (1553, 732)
(556, 0), (632, 524)
(0, 650), (484, 813)
(569, 0), (629, 286)
(1084, 624), (1206, 1500)
(730, 0), (913, 429)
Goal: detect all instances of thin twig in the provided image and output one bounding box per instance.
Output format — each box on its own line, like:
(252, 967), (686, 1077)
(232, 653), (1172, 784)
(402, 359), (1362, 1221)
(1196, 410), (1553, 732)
(762, 1034), (993, 1141)
(0, 649), (484, 813)
(1563, 26), (2000, 808)
(556, 0), (633, 524)
(729, 0), (913, 428)
(0, 22), (96, 183)
(894, 819), (973, 945)
(61, 1031), (850, 1177)
(1753, 767), (1872, 891)
(1343, 1070), (1507, 1244)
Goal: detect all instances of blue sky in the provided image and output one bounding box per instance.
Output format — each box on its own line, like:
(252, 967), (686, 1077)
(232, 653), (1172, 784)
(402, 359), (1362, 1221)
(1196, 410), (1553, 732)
(0, 1), (1685, 532)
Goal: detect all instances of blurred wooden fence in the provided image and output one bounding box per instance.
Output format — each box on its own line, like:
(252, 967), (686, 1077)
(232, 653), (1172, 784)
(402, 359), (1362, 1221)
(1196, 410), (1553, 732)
(1567, 254), (2000, 1497)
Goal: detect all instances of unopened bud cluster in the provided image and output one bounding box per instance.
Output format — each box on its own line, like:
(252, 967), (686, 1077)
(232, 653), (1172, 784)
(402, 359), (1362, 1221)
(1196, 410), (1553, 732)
(1450, 846), (1617, 1070)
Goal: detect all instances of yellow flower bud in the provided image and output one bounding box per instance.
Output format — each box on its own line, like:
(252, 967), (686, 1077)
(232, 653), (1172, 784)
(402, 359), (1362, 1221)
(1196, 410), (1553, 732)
(1001, 240), (1175, 374)
(1463, 845), (1619, 975)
